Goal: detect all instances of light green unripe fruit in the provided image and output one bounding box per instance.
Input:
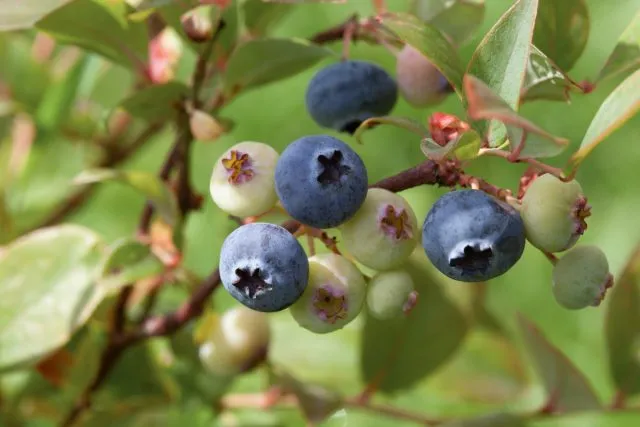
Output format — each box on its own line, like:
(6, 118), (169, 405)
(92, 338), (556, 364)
(396, 44), (449, 108)
(521, 174), (590, 253)
(339, 188), (418, 271)
(289, 253), (366, 334)
(198, 306), (271, 376)
(209, 141), (279, 218)
(552, 245), (613, 310)
(366, 269), (415, 320)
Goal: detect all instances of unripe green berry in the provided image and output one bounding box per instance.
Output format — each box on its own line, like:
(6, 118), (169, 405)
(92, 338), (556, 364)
(289, 253), (366, 334)
(521, 174), (591, 253)
(366, 269), (416, 320)
(396, 44), (449, 108)
(209, 141), (279, 218)
(339, 188), (418, 271)
(552, 245), (613, 310)
(198, 306), (271, 376)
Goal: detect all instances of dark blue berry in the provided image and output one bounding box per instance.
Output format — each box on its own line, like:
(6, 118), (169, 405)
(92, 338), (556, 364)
(305, 60), (398, 134)
(219, 223), (309, 312)
(275, 135), (368, 229)
(422, 190), (526, 282)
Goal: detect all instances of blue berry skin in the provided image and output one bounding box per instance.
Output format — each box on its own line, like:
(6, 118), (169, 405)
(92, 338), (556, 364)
(219, 223), (309, 312)
(275, 135), (368, 229)
(422, 190), (526, 282)
(305, 60), (398, 134)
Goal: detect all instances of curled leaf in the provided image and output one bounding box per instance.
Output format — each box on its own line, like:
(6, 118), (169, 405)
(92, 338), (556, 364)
(521, 45), (584, 104)
(464, 74), (569, 158)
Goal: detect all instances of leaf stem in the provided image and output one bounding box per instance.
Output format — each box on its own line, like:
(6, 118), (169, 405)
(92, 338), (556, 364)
(344, 397), (440, 425)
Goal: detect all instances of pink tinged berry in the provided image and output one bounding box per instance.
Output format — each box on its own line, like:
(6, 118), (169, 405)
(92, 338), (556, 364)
(339, 188), (418, 271)
(521, 174), (591, 253)
(289, 253), (366, 334)
(396, 44), (450, 108)
(552, 245), (614, 310)
(209, 141), (279, 218)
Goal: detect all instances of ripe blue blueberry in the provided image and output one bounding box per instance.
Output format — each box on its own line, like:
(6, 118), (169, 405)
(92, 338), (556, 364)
(305, 60), (398, 134)
(422, 189), (526, 282)
(275, 135), (368, 229)
(219, 223), (309, 312)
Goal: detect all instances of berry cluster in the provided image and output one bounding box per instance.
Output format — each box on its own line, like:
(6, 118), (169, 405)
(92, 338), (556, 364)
(205, 54), (612, 352)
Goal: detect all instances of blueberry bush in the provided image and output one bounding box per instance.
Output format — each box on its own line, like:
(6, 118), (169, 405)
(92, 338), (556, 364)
(0, 0), (639, 426)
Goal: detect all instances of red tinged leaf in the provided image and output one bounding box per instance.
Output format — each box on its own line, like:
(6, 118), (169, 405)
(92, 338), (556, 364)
(35, 347), (75, 387)
(464, 74), (569, 158)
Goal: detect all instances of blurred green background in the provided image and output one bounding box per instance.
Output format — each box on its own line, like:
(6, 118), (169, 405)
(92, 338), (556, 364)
(2, 0), (640, 426)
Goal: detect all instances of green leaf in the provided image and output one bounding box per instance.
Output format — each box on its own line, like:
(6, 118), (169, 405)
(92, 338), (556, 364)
(521, 45), (583, 104)
(570, 68), (640, 168)
(119, 82), (189, 121)
(0, 0), (71, 31)
(597, 12), (640, 83)
(0, 36), (52, 111)
(533, 0), (589, 71)
(98, 239), (164, 295)
(223, 38), (333, 94)
(34, 55), (90, 133)
(0, 225), (105, 372)
(377, 12), (465, 99)
(74, 168), (179, 227)
(410, 0), (486, 47)
(440, 413), (528, 427)
(36, 0), (148, 70)
(421, 129), (482, 161)
(273, 368), (342, 424)
(518, 315), (601, 412)
(243, 0), (295, 36)
(605, 244), (640, 396)
(467, 0), (539, 145)
(464, 74), (569, 158)
(360, 252), (468, 393)
(62, 323), (109, 401)
(353, 116), (428, 145)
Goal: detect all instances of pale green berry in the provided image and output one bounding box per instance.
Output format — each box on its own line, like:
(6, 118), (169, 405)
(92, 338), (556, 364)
(198, 305), (271, 376)
(366, 269), (415, 320)
(289, 253), (366, 334)
(396, 44), (449, 108)
(209, 141), (279, 218)
(552, 245), (613, 310)
(339, 188), (418, 271)
(521, 174), (591, 253)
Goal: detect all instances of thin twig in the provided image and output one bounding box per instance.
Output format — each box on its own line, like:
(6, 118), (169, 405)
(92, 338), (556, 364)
(137, 140), (183, 237)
